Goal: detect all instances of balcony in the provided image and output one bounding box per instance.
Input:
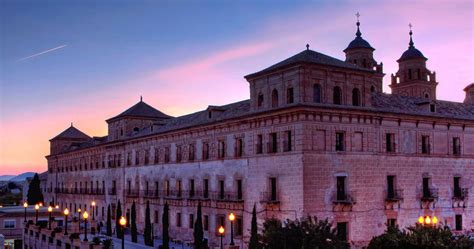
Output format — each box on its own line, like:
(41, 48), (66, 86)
(385, 189), (404, 201)
(420, 188), (438, 201)
(332, 191), (356, 205)
(260, 191), (279, 204)
(124, 189), (140, 198)
(142, 190), (160, 199)
(453, 188), (468, 200)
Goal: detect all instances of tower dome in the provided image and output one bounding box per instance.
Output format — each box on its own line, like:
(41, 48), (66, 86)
(397, 28), (427, 62)
(343, 20), (374, 52)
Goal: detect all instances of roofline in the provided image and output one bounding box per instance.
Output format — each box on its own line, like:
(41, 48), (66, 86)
(105, 114), (172, 124)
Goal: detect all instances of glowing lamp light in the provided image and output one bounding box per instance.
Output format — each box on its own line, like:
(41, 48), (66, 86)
(48, 206), (53, 212)
(39, 203), (43, 207)
(119, 216), (127, 227)
(425, 216), (431, 224)
(64, 208), (69, 216)
(55, 205), (59, 209)
(35, 204), (40, 210)
(418, 216), (424, 224)
(91, 201), (96, 207)
(218, 226), (225, 235)
(229, 213), (235, 221)
(23, 202), (28, 208)
(432, 216), (438, 224)
(77, 208), (81, 213)
(83, 211), (89, 220)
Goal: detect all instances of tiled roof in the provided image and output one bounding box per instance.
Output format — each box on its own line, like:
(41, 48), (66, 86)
(245, 49), (373, 79)
(50, 126), (91, 141)
(107, 100), (172, 122)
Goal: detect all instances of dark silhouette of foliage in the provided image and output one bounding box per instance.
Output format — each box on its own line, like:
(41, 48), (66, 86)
(249, 204), (261, 249)
(115, 200), (122, 238)
(144, 201), (153, 246)
(131, 201), (137, 243)
(162, 202), (170, 249)
(193, 202), (204, 249)
(27, 173), (44, 205)
(106, 205), (112, 236)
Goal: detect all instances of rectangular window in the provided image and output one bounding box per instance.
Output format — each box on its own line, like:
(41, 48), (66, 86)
(454, 177), (461, 198)
(204, 215), (209, 231)
(144, 149), (150, 165)
(283, 130), (292, 152)
(154, 148), (160, 164)
(217, 216), (225, 231)
(336, 132), (345, 151)
(455, 215), (462, 231)
(337, 176), (346, 201)
(237, 179), (243, 200)
(422, 177), (430, 198)
(270, 177), (277, 201)
(337, 222), (348, 241)
(189, 214), (194, 229)
(189, 144), (195, 161)
(176, 146), (182, 162)
(256, 135), (263, 154)
(287, 87), (294, 104)
(268, 133), (278, 153)
(135, 151), (140, 165)
(189, 179), (195, 197)
(386, 133), (395, 152)
(218, 140), (226, 158)
(236, 217), (243, 236)
(127, 180), (131, 194)
(4, 220), (15, 229)
(235, 138), (243, 157)
(203, 179), (209, 199)
(176, 212), (182, 227)
(165, 180), (170, 196)
(387, 219), (396, 228)
(164, 147), (170, 163)
(155, 181), (159, 197)
(177, 180), (182, 197)
(202, 142), (209, 160)
(421, 136), (430, 154)
(219, 180), (225, 200)
(453, 137), (461, 155)
(387, 176), (395, 199)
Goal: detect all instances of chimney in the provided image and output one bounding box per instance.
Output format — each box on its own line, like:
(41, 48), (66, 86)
(464, 83), (474, 104)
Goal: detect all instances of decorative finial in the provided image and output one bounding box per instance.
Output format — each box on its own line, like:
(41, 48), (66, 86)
(71, 122), (73, 127)
(306, 44), (309, 50)
(140, 95), (143, 102)
(408, 23), (414, 48)
(355, 12), (361, 37)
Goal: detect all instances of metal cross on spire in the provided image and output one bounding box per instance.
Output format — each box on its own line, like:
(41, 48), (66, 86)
(356, 12), (360, 22)
(408, 23), (414, 48)
(409, 23), (413, 31)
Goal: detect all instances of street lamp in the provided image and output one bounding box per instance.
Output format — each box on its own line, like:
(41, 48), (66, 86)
(77, 208), (82, 226)
(23, 202), (28, 222)
(48, 206), (53, 229)
(91, 201), (96, 221)
(119, 216), (127, 249)
(229, 213), (235, 246)
(64, 208), (69, 235)
(83, 211), (89, 241)
(35, 204), (39, 223)
(218, 226), (225, 249)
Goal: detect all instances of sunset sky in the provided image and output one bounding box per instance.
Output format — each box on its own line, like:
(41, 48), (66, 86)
(0, 0), (473, 175)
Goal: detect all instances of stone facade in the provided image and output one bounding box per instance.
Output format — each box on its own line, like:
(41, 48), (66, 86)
(43, 21), (474, 248)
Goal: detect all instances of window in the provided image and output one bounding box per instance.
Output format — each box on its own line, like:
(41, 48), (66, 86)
(268, 132), (278, 153)
(337, 222), (348, 241)
(189, 144), (195, 161)
(335, 132), (345, 151)
(421, 136), (430, 154)
(453, 137), (461, 156)
(333, 86), (342, 105)
(218, 140), (226, 158)
(127, 180), (131, 194)
(387, 219), (396, 228)
(155, 181), (159, 196)
(313, 84), (322, 103)
(336, 176), (346, 201)
(176, 212), (182, 227)
(144, 150), (150, 165)
(408, 69), (412, 80)
(217, 215), (225, 231)
(371, 85), (375, 92)
(396, 77), (400, 84)
(202, 142), (209, 160)
(204, 215), (209, 231)
(135, 151), (140, 165)
(387, 176), (395, 199)
(235, 138), (243, 157)
(256, 135), (263, 154)
(352, 88), (361, 106)
(386, 133), (395, 152)
(189, 179), (195, 197)
(286, 87), (294, 104)
(154, 148), (160, 164)
(237, 180), (243, 200)
(219, 180), (225, 200)
(422, 177), (431, 198)
(176, 180), (182, 197)
(271, 89), (279, 107)
(427, 74), (431, 81)
(133, 127), (139, 132)
(176, 146), (182, 162)
(236, 217), (243, 236)
(283, 131), (292, 152)
(189, 214), (194, 229)
(257, 93), (264, 107)
(203, 179), (209, 199)
(430, 104), (435, 112)
(454, 177), (461, 198)
(164, 147), (170, 163)
(455, 215), (462, 231)
(4, 220), (15, 229)
(154, 210), (159, 224)
(165, 180), (170, 196)
(270, 177), (277, 202)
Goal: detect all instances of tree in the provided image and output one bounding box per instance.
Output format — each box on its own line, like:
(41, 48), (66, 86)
(193, 202), (204, 249)
(144, 201), (153, 246)
(162, 202), (170, 249)
(26, 173), (44, 205)
(249, 204), (260, 249)
(106, 205), (112, 236)
(131, 201), (137, 243)
(116, 200), (122, 238)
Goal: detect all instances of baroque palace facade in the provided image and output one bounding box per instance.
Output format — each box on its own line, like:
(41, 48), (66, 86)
(44, 21), (474, 248)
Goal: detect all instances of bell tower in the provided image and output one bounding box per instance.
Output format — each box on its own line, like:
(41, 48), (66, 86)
(390, 24), (438, 100)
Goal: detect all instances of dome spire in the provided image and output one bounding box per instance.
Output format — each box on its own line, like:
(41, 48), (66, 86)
(408, 23), (414, 48)
(355, 12), (361, 37)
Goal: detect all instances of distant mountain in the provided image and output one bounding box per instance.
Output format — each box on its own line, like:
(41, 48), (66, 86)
(0, 175), (15, 181)
(9, 172), (35, 182)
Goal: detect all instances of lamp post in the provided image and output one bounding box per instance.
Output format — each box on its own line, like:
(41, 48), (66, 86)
(83, 211), (89, 241)
(23, 202), (28, 222)
(35, 204), (39, 223)
(119, 216), (127, 249)
(91, 201), (96, 221)
(64, 208), (69, 235)
(48, 206), (53, 229)
(229, 213), (235, 246)
(218, 226), (225, 249)
(418, 215), (438, 226)
(77, 208), (82, 226)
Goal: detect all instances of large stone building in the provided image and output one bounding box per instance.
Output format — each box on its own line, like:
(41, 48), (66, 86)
(44, 20), (474, 248)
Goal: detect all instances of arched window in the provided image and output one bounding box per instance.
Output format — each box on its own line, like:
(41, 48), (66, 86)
(313, 84), (321, 103)
(333, 86), (342, 105)
(370, 85), (375, 93)
(352, 88), (361, 106)
(424, 93), (430, 99)
(271, 89), (279, 107)
(257, 93), (264, 107)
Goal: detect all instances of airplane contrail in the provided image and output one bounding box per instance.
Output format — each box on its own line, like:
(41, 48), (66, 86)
(17, 44), (67, 62)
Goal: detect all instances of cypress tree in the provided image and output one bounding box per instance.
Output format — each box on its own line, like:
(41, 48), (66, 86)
(193, 202), (204, 249)
(131, 201), (137, 243)
(162, 202), (170, 249)
(144, 201), (153, 246)
(116, 200), (122, 238)
(27, 173), (44, 205)
(249, 204), (260, 249)
(106, 205), (112, 236)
